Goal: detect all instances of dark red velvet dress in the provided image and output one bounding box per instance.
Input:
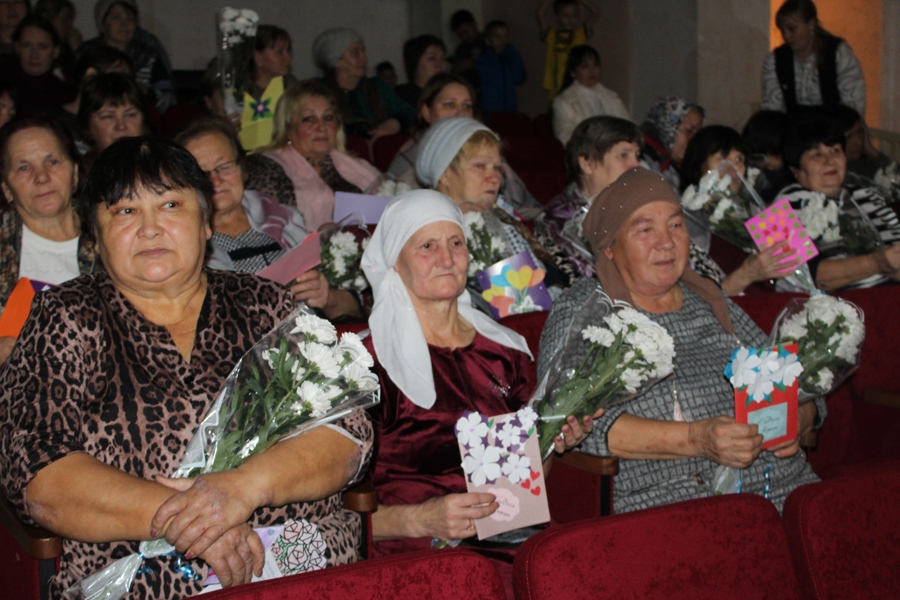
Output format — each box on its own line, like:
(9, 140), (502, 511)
(365, 332), (535, 557)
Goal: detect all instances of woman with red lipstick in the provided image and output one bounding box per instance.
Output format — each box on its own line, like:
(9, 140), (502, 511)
(539, 166), (823, 514)
(0, 115), (95, 364)
(263, 79), (381, 232)
(0, 16), (75, 118)
(0, 136), (372, 597)
(777, 117), (900, 291)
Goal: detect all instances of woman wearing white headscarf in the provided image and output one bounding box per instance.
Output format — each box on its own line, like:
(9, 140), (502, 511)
(361, 190), (595, 562)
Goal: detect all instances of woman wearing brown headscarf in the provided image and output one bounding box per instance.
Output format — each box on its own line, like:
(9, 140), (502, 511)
(536, 167), (823, 514)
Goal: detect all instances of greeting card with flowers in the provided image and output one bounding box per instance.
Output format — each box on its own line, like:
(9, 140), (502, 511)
(725, 343), (802, 449)
(474, 251), (553, 320)
(454, 407), (550, 540)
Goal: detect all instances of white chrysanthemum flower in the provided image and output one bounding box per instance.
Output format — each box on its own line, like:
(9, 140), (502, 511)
(220, 7), (239, 21)
(343, 361), (379, 391)
(238, 435), (259, 459)
(745, 167), (760, 188)
(619, 368), (645, 393)
(582, 325), (615, 347)
(297, 381), (332, 418)
(339, 332), (375, 368)
(291, 314), (337, 344)
(814, 368), (834, 391)
(710, 198), (734, 225)
(330, 231), (358, 252)
(681, 184), (704, 210)
(300, 342), (341, 378)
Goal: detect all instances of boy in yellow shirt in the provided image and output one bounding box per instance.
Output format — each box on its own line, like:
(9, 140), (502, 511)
(536, 0), (597, 100)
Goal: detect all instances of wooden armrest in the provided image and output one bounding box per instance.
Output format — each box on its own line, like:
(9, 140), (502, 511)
(0, 496), (62, 560)
(863, 389), (900, 409)
(342, 482), (378, 513)
(554, 451), (620, 477)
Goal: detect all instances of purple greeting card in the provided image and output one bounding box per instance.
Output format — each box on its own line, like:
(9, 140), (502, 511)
(455, 407), (550, 540)
(333, 192), (392, 225)
(744, 198), (818, 263)
(474, 251), (553, 319)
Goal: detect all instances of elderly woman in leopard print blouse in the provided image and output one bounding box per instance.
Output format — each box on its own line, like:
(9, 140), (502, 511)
(0, 136), (372, 599)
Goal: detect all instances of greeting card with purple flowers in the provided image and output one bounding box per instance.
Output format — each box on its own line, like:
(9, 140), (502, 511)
(474, 251), (553, 320)
(454, 406), (550, 539)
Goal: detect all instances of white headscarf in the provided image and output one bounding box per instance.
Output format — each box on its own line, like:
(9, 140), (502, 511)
(415, 117), (496, 188)
(361, 189), (532, 409)
(312, 28), (363, 72)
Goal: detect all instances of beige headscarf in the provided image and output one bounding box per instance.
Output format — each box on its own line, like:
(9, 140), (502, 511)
(582, 166), (733, 333)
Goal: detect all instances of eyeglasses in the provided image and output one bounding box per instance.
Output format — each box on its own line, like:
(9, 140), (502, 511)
(204, 160), (239, 178)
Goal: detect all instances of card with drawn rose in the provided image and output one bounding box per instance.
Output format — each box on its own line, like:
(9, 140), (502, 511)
(474, 251), (553, 320)
(725, 343), (801, 450)
(454, 406), (550, 540)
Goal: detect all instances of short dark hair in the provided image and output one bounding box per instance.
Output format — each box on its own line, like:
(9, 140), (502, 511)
(680, 125), (746, 192)
(12, 15), (60, 46)
(484, 20), (507, 35)
(0, 114), (80, 207)
(565, 116), (642, 186)
(74, 44), (133, 82)
(561, 44), (600, 90)
(78, 136), (213, 230)
(450, 9), (475, 31)
(402, 34), (446, 83)
(255, 24), (291, 53)
(775, 0), (817, 28)
(77, 72), (147, 144)
(34, 0), (73, 21)
(741, 110), (790, 158)
(375, 61), (394, 74)
(783, 116), (845, 170)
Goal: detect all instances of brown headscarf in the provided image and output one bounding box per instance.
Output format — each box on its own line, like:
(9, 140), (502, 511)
(582, 167), (734, 333)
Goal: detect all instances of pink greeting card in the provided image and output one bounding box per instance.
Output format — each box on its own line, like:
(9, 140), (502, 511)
(257, 231), (321, 285)
(744, 198), (818, 263)
(455, 407), (550, 540)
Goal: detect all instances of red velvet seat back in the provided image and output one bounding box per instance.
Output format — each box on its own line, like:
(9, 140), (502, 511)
(783, 465), (900, 599)
(372, 133), (410, 172)
(514, 494), (801, 600)
(345, 136), (372, 164)
(202, 548), (506, 599)
(487, 111), (534, 138)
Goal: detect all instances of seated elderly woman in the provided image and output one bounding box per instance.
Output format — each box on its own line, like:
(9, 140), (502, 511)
(640, 96), (704, 191)
(386, 73), (541, 216)
(0, 115), (96, 365)
(778, 116), (900, 291)
(416, 116), (573, 295)
(538, 167), (824, 514)
(535, 116), (642, 279)
(313, 28), (414, 140)
(263, 79), (381, 232)
(361, 190), (594, 574)
(0, 136), (372, 597)
(177, 117), (362, 321)
(679, 124), (800, 295)
(77, 71), (148, 173)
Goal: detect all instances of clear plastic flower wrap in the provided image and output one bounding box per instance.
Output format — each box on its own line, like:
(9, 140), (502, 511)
(769, 294), (865, 401)
(69, 306), (380, 600)
(680, 161), (766, 252)
(216, 7), (259, 116)
(530, 285), (675, 459)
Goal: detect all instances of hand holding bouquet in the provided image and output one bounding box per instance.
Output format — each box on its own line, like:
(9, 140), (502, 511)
(532, 289), (675, 459)
(770, 294), (865, 398)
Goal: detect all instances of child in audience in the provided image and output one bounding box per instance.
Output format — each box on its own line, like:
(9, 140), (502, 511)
(476, 20), (526, 113)
(449, 9), (483, 99)
(376, 60), (397, 88)
(536, 0), (597, 100)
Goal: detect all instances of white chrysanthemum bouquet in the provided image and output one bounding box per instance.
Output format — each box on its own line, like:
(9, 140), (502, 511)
(463, 211), (508, 278)
(216, 7), (259, 113)
(531, 289), (674, 459)
(681, 162), (763, 251)
(73, 307), (380, 600)
(874, 161), (900, 206)
(770, 294), (865, 398)
(320, 226), (370, 293)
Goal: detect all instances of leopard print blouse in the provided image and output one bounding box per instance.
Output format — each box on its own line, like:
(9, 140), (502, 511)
(0, 270), (373, 599)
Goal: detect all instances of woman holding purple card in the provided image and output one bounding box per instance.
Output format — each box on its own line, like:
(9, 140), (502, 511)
(361, 190), (595, 593)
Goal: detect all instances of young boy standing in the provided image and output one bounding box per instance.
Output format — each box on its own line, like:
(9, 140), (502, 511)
(536, 0), (597, 100)
(476, 20), (527, 113)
